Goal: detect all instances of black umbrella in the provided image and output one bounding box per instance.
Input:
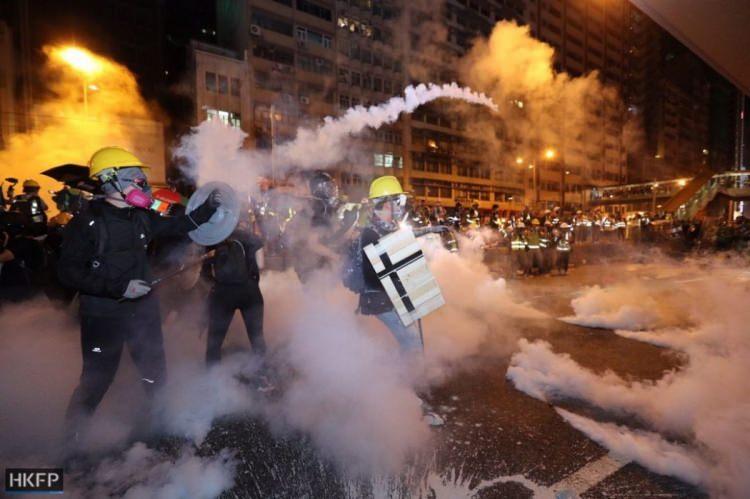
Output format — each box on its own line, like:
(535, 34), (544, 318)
(41, 164), (89, 185)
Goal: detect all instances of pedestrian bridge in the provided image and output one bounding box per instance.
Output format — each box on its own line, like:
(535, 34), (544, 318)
(670, 171), (750, 220)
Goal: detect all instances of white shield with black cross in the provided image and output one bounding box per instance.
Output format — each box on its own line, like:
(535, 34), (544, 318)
(363, 227), (445, 326)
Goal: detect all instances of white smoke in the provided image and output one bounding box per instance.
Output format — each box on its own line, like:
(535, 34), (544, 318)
(174, 83), (497, 190)
(507, 259), (750, 498)
(67, 442), (236, 499)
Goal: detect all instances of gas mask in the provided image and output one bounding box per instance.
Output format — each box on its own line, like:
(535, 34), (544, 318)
(100, 167), (153, 209)
(372, 194), (408, 233)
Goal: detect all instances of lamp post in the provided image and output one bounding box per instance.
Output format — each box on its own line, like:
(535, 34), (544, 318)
(56, 46), (101, 113)
(539, 147), (556, 208)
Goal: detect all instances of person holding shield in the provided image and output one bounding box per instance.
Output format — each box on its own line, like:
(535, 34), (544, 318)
(58, 146), (220, 451)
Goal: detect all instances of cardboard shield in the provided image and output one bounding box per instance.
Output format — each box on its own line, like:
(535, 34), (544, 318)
(363, 227), (445, 327)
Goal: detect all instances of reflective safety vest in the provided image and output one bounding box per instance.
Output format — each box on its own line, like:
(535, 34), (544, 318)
(511, 237), (526, 251)
(615, 221), (626, 229)
(526, 233), (541, 249)
(556, 232), (572, 251)
(539, 237), (550, 249)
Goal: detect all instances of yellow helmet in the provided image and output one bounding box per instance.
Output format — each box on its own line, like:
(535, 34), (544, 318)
(368, 175), (404, 200)
(22, 179), (40, 189)
(531, 218), (540, 225)
(88, 146), (148, 178)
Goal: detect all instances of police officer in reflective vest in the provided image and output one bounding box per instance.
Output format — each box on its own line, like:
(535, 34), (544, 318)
(555, 223), (573, 274)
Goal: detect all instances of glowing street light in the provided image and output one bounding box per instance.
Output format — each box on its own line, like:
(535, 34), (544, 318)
(54, 46), (102, 114)
(516, 156), (524, 165)
(57, 46), (102, 76)
(544, 148), (556, 160)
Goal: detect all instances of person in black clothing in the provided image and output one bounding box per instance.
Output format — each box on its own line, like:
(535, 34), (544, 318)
(204, 224), (266, 366)
(0, 211), (45, 303)
(57, 147), (219, 449)
(12, 179), (48, 237)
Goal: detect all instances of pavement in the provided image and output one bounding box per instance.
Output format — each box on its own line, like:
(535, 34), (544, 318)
(188, 260), (707, 498)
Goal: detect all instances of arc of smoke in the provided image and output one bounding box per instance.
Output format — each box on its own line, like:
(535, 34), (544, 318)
(274, 82), (498, 170)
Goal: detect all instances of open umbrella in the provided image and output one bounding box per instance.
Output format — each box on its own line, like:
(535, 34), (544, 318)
(41, 164), (89, 185)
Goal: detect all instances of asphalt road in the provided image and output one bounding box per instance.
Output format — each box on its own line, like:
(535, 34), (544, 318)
(190, 260), (707, 498)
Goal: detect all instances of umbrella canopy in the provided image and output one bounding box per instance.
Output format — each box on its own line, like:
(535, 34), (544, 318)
(41, 164), (89, 185)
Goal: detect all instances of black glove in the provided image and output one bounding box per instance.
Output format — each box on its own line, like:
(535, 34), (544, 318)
(188, 189), (221, 226)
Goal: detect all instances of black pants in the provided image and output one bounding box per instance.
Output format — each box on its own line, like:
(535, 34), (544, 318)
(556, 250), (570, 273)
(65, 299), (165, 426)
(206, 283), (265, 365)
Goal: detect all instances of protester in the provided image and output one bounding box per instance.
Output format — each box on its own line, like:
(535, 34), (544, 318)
(57, 146), (220, 452)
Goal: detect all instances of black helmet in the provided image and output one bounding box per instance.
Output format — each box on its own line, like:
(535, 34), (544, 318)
(309, 171), (339, 207)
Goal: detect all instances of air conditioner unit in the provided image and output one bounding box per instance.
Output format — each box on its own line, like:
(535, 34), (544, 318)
(315, 58), (324, 66)
(250, 24), (262, 36)
(300, 96), (310, 104)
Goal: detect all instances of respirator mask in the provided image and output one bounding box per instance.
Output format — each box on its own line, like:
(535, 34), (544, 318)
(372, 194), (408, 233)
(100, 167), (154, 209)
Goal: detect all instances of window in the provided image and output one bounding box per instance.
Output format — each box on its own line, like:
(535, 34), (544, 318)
(351, 71), (361, 87)
(253, 42), (294, 65)
(340, 94), (350, 108)
(338, 68), (350, 84)
(296, 0), (332, 21)
(373, 77), (382, 92)
(218, 75), (228, 94)
(206, 108), (241, 128)
(383, 79), (392, 94)
(205, 72), (216, 92)
(231, 78), (241, 96)
(251, 10), (294, 37)
(296, 25), (332, 48)
(298, 54), (333, 74)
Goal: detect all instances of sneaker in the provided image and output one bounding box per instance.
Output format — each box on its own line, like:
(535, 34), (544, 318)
(255, 375), (276, 393)
(418, 397), (445, 426)
(423, 411), (446, 426)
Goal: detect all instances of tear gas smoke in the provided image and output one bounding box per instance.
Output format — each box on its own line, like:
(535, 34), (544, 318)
(174, 83), (496, 190)
(507, 260), (750, 497)
(0, 232), (537, 493)
(67, 442), (236, 499)
(459, 21), (634, 178)
(0, 45), (164, 213)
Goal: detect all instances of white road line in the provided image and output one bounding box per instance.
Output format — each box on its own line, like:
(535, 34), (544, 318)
(550, 453), (628, 496)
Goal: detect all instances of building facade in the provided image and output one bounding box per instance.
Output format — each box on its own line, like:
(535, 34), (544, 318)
(206, 0), (742, 211)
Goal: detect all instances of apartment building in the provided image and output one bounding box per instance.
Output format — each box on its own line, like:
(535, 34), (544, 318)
(208, 0), (737, 211)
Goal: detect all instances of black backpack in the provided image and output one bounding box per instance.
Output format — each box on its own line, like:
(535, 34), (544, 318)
(212, 239), (250, 284)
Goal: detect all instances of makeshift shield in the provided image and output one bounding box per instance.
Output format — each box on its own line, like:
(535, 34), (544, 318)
(363, 227), (445, 327)
(186, 181), (240, 246)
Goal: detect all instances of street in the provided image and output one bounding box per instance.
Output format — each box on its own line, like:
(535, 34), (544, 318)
(164, 260), (711, 498)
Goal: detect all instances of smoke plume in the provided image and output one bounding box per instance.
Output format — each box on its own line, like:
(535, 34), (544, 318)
(507, 259), (750, 497)
(174, 83), (496, 191)
(0, 46), (164, 212)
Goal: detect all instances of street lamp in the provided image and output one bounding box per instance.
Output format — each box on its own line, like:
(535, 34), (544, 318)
(56, 46), (102, 114)
(536, 148), (557, 206)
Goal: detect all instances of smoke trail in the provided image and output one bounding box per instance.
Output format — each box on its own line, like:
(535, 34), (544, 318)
(506, 260), (750, 497)
(555, 408), (709, 488)
(174, 83), (496, 189)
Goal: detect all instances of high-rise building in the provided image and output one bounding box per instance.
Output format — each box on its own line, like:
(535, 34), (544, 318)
(626, 5), (739, 182)
(209, 0), (743, 210)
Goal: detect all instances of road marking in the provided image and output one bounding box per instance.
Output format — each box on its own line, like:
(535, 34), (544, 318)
(550, 453), (627, 496)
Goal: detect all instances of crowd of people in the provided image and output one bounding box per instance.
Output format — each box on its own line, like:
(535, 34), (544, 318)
(2, 147), (749, 460)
